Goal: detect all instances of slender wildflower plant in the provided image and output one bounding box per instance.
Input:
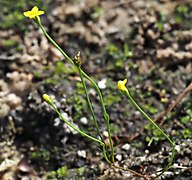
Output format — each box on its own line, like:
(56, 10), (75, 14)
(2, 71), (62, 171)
(23, 5), (115, 162)
(117, 79), (175, 179)
(23, 6), (175, 179)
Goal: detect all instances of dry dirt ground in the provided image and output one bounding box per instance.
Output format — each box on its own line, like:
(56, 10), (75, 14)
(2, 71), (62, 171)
(0, 0), (192, 179)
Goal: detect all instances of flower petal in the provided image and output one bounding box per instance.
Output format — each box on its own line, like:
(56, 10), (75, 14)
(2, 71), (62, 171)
(36, 10), (44, 16)
(123, 79), (127, 84)
(117, 79), (128, 92)
(23, 11), (31, 17)
(32, 6), (38, 12)
(23, 6), (44, 19)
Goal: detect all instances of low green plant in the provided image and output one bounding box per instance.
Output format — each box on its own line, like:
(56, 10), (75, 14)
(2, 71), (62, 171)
(181, 102), (192, 124)
(182, 128), (192, 139)
(181, 115), (192, 124)
(31, 148), (51, 161)
(23, 6), (175, 179)
(106, 43), (133, 70)
(174, 4), (192, 29)
(2, 39), (18, 48)
(145, 124), (166, 144)
(91, 7), (104, 19)
(46, 166), (69, 179)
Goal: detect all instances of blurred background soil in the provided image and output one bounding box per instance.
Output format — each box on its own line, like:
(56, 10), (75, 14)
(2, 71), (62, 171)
(0, 0), (192, 179)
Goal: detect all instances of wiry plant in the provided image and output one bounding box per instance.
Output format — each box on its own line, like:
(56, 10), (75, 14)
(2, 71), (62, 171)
(23, 6), (175, 179)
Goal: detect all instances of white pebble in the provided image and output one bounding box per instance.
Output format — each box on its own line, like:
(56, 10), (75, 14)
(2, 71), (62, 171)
(54, 118), (61, 126)
(77, 150), (86, 158)
(116, 154), (122, 161)
(80, 117), (88, 125)
(98, 79), (107, 89)
(0, 159), (17, 172)
(6, 93), (22, 108)
(0, 104), (10, 118)
(175, 145), (181, 152)
(121, 143), (130, 151)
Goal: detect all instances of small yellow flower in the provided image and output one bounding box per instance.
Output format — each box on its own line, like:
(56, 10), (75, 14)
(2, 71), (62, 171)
(43, 94), (52, 105)
(117, 79), (128, 92)
(23, 6), (44, 19)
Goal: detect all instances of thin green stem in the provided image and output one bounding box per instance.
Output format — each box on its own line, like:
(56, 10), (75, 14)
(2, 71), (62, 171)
(124, 91), (175, 178)
(101, 143), (112, 164)
(50, 102), (112, 164)
(38, 25), (74, 65)
(51, 104), (101, 144)
(78, 66), (103, 141)
(38, 24), (114, 162)
(81, 71), (114, 162)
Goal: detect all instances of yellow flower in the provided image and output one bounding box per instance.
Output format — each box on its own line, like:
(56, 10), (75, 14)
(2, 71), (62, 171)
(117, 79), (128, 92)
(23, 6), (44, 19)
(43, 94), (52, 105)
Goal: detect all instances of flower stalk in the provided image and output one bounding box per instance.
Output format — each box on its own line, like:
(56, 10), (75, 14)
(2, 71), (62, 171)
(117, 79), (175, 178)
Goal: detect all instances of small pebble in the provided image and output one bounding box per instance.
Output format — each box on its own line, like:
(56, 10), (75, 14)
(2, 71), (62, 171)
(121, 143), (130, 151)
(139, 156), (146, 162)
(6, 93), (22, 108)
(116, 154), (122, 161)
(80, 117), (88, 125)
(0, 80), (9, 96)
(98, 79), (107, 89)
(77, 150), (86, 158)
(175, 144), (181, 152)
(54, 118), (60, 126)
(0, 159), (17, 172)
(0, 104), (10, 118)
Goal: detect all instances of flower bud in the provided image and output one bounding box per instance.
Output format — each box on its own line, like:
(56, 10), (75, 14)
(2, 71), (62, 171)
(73, 52), (82, 67)
(43, 94), (53, 105)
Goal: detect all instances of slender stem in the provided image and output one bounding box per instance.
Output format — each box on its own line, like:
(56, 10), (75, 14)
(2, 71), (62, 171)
(50, 102), (112, 164)
(124, 91), (175, 178)
(101, 143), (112, 164)
(38, 25), (74, 65)
(81, 71), (114, 162)
(78, 66), (103, 141)
(38, 24), (114, 162)
(51, 104), (101, 144)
